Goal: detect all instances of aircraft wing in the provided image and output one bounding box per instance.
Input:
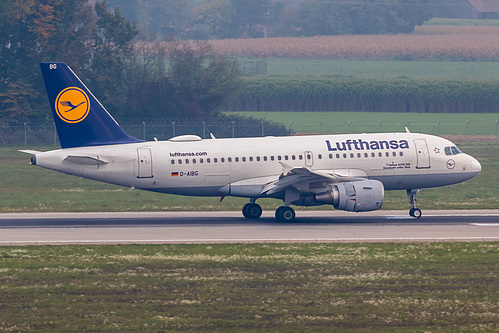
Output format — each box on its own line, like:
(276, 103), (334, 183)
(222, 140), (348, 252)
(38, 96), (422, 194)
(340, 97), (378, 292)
(261, 163), (367, 196)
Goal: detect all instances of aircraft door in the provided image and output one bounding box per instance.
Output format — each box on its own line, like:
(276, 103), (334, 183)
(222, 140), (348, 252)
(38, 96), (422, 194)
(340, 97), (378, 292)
(305, 151), (314, 167)
(137, 148), (153, 178)
(414, 139), (430, 169)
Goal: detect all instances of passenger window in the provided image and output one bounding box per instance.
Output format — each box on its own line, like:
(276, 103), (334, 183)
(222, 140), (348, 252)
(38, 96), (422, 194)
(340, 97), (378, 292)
(364, 153), (368, 158)
(256, 156), (260, 161)
(378, 152), (382, 157)
(329, 154), (333, 159)
(336, 154), (340, 159)
(292, 155), (296, 160)
(371, 153), (375, 158)
(249, 157), (253, 162)
(228, 157), (232, 163)
(214, 158), (218, 163)
(207, 158), (211, 163)
(357, 153), (361, 158)
(235, 157), (239, 162)
(299, 155), (303, 160)
(399, 152), (403, 156)
(221, 157), (225, 163)
(171, 160), (175, 165)
(271, 156), (275, 161)
(318, 154), (322, 159)
(178, 159), (182, 164)
(242, 157), (246, 162)
(392, 152), (396, 157)
(278, 156), (282, 161)
(193, 159), (196, 164)
(200, 158), (204, 163)
(263, 156), (267, 161)
(385, 152), (389, 157)
(343, 153), (347, 158)
(285, 155), (289, 160)
(350, 153), (354, 158)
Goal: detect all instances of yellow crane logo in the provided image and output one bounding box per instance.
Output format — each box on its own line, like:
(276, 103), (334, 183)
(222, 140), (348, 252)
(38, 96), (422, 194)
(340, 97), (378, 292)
(55, 87), (90, 123)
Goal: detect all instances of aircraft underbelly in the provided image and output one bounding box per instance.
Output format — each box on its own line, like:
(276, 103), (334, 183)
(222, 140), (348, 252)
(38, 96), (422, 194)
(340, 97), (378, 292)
(374, 171), (479, 190)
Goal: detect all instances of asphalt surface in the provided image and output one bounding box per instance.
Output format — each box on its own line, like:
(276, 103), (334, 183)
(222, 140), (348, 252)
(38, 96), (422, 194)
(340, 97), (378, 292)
(0, 210), (498, 245)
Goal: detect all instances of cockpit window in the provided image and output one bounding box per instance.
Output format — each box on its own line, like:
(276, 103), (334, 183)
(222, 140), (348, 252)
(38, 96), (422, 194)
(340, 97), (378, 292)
(445, 146), (462, 156)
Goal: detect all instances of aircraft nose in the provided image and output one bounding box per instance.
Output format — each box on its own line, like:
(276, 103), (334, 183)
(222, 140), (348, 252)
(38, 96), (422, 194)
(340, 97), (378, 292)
(471, 156), (481, 174)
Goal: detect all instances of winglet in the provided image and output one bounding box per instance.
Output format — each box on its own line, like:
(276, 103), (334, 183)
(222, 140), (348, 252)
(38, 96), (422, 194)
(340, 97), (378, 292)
(279, 162), (293, 175)
(405, 127), (411, 133)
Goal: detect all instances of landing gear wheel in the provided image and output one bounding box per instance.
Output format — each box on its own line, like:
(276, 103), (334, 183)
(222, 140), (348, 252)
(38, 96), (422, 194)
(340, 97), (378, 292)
(410, 208), (422, 219)
(407, 189), (422, 219)
(242, 203), (262, 219)
(275, 206), (296, 222)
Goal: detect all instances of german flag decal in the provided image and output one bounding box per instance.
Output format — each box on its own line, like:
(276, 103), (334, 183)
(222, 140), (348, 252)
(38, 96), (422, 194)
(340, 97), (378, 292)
(171, 172), (179, 177)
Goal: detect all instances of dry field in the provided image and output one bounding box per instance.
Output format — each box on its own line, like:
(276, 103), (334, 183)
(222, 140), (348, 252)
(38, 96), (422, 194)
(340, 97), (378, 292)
(0, 243), (497, 332)
(197, 25), (499, 60)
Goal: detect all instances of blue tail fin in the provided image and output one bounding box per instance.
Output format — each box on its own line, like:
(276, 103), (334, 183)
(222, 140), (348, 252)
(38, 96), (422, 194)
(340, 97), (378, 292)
(40, 62), (142, 148)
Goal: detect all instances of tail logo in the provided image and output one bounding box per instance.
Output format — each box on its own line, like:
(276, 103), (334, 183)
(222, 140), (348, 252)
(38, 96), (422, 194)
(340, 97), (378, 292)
(55, 87), (90, 123)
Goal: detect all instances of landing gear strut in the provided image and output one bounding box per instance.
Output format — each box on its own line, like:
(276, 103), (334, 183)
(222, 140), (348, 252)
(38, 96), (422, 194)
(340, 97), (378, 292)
(407, 189), (422, 218)
(242, 200), (262, 219)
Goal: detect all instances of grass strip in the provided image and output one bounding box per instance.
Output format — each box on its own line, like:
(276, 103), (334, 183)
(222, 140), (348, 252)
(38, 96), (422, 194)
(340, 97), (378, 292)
(0, 243), (497, 332)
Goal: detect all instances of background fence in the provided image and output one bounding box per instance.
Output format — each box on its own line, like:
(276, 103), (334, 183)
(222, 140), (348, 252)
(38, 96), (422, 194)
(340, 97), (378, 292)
(1, 118), (498, 147)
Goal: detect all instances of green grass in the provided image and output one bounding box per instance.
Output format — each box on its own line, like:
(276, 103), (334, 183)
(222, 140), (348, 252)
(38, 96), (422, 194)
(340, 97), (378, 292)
(1, 142), (497, 213)
(240, 58), (499, 79)
(424, 18), (499, 26)
(0, 243), (497, 332)
(231, 111), (499, 136)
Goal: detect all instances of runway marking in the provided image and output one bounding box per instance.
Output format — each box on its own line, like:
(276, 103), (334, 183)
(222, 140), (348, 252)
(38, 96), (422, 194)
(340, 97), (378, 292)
(384, 216), (415, 219)
(471, 223), (499, 226)
(1, 236), (499, 246)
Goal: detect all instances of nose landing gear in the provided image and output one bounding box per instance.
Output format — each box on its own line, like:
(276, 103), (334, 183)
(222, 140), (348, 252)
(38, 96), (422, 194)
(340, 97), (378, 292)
(407, 189), (422, 218)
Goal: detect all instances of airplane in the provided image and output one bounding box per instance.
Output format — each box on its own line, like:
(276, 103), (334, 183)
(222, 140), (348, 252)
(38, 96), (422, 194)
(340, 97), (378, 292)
(21, 62), (482, 222)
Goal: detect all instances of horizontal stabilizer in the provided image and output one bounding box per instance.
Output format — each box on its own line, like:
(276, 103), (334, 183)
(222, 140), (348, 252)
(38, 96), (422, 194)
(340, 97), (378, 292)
(64, 155), (109, 165)
(19, 150), (41, 155)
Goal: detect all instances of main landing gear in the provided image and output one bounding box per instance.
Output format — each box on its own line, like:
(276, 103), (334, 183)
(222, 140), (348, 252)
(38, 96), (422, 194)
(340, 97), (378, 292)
(407, 189), (422, 219)
(242, 200), (262, 219)
(275, 206), (295, 222)
(242, 200), (296, 222)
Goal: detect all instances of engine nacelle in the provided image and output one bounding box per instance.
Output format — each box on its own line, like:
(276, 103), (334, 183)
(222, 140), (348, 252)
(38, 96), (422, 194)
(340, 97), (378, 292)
(314, 180), (384, 212)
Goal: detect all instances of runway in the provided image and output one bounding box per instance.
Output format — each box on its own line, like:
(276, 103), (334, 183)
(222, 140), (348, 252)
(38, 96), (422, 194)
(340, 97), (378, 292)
(0, 210), (498, 245)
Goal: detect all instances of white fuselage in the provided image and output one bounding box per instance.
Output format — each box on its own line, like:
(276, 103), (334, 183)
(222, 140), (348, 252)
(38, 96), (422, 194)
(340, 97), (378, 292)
(32, 132), (481, 203)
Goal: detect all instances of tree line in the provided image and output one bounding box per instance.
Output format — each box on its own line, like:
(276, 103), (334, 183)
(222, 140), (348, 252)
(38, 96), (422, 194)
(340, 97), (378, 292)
(0, 0), (267, 134)
(0, 0), (138, 123)
(107, 0), (433, 40)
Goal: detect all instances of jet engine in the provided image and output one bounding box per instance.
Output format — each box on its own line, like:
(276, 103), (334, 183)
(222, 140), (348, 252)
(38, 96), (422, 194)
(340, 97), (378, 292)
(314, 180), (384, 212)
